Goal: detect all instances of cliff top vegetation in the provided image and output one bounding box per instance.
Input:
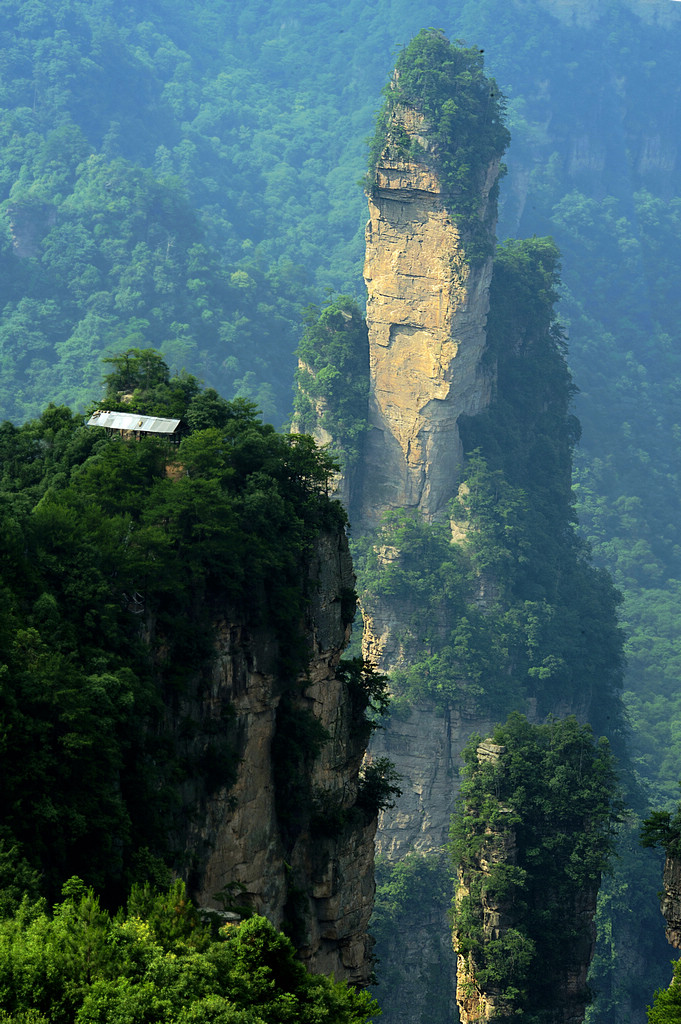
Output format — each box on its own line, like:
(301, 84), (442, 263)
(365, 29), (510, 257)
(0, 351), (345, 905)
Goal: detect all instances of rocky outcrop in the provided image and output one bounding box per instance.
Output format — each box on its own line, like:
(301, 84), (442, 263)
(170, 530), (376, 984)
(354, 92), (505, 1022)
(358, 91), (506, 860)
(660, 855), (681, 949)
(453, 740), (600, 1024)
(361, 105), (499, 525)
(8, 199), (56, 257)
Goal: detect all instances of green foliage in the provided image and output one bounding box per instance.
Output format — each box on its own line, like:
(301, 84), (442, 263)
(648, 957), (681, 1024)
(366, 29), (509, 260)
(336, 657), (391, 740)
(293, 296), (370, 468)
(370, 853), (455, 1024)
(98, 347), (201, 417)
(0, 881), (379, 1024)
(0, 355), (347, 902)
(451, 714), (622, 1020)
(641, 796), (681, 859)
(275, 659), (395, 851)
(356, 758), (402, 817)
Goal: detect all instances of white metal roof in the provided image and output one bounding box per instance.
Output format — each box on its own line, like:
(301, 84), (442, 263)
(86, 410), (182, 434)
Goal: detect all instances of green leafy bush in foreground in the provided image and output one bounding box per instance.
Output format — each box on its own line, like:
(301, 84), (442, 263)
(0, 879), (378, 1024)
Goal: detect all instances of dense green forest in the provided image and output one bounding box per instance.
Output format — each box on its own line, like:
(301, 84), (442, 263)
(3, 0), (681, 1020)
(0, 351), (348, 903)
(0, 880), (377, 1023)
(1, 0), (680, 806)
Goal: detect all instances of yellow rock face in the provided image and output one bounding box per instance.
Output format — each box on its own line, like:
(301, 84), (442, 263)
(361, 109), (499, 523)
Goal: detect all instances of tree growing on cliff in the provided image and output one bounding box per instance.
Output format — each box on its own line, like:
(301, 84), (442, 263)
(450, 713), (621, 1022)
(648, 958), (681, 1024)
(641, 801), (681, 859)
(366, 29), (510, 260)
(293, 295), (370, 468)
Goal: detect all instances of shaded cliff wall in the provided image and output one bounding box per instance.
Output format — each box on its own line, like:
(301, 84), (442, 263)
(165, 529), (377, 985)
(370, 703), (500, 858)
(361, 104), (498, 525)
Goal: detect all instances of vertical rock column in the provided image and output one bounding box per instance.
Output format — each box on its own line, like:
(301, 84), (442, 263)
(359, 103), (504, 858)
(361, 106), (499, 525)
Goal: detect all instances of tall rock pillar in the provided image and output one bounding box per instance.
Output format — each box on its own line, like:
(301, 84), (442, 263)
(361, 105), (501, 524)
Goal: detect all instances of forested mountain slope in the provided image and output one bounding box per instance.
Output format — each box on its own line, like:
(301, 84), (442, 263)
(2, 3), (681, 807)
(3, 1), (681, 1020)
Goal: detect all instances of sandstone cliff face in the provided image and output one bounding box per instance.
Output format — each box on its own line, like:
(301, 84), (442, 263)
(356, 103), (504, 1020)
(361, 107), (498, 524)
(359, 97), (504, 857)
(359, 96), (503, 857)
(170, 530), (376, 984)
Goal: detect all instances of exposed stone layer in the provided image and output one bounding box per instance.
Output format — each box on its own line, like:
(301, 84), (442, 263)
(361, 108), (498, 523)
(172, 530), (376, 984)
(8, 200), (56, 257)
(661, 855), (681, 948)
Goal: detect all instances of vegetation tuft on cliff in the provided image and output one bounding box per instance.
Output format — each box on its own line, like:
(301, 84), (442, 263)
(366, 29), (509, 259)
(292, 295), (370, 468)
